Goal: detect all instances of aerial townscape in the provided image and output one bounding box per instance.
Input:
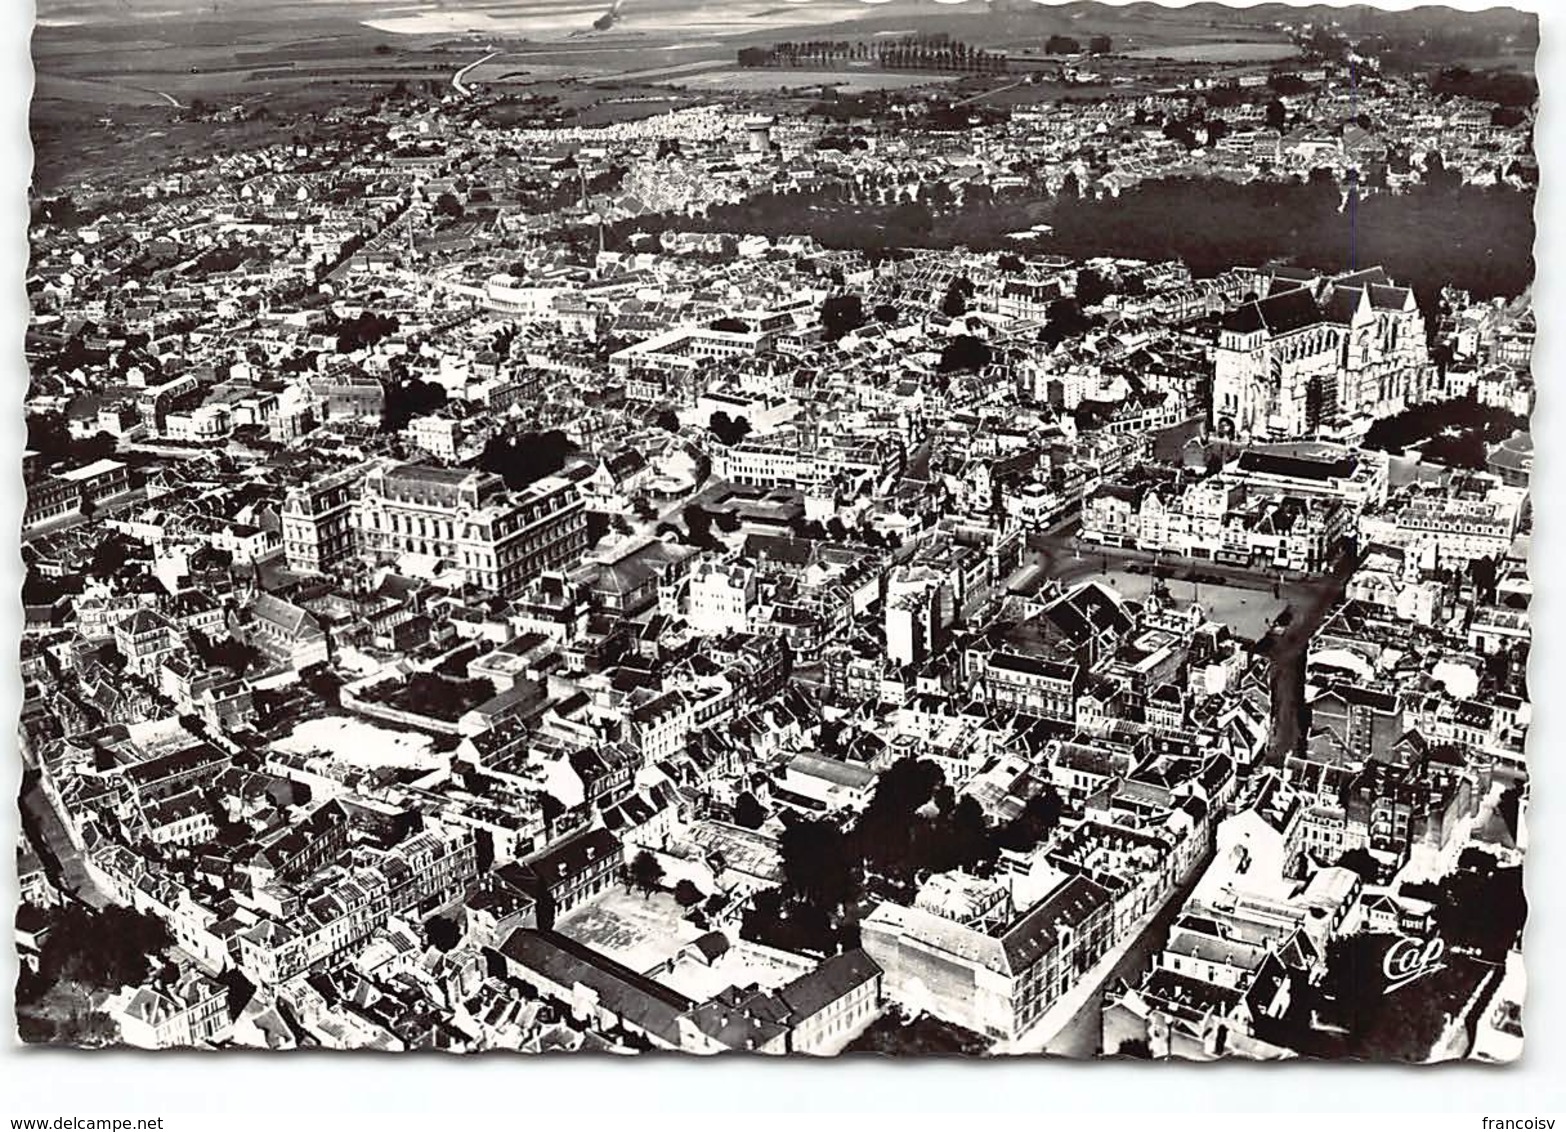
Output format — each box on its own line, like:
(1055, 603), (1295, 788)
(17, 0), (1532, 1062)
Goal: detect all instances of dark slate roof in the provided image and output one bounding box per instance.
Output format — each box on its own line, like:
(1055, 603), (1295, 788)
(742, 533), (816, 568)
(1000, 874), (1112, 974)
(498, 929), (692, 1045)
(1042, 582), (1134, 645)
(502, 827), (622, 896)
(1333, 265), (1391, 287)
(776, 948), (882, 1020)
(1142, 966), (1245, 1017)
(1237, 449), (1357, 482)
(1323, 285), (1365, 324)
(1223, 285), (1323, 336)
(1368, 283), (1413, 311)
(1320, 680), (1400, 712)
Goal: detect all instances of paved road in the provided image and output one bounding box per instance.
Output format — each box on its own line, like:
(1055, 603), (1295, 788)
(998, 847), (1215, 1057)
(453, 50), (500, 96)
(1259, 549), (1360, 762)
(953, 77), (1030, 108)
(1027, 527), (1314, 596)
(20, 772), (108, 910)
(1045, 851), (1213, 1057)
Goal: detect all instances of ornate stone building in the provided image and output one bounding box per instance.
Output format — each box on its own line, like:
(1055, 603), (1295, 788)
(1212, 266), (1433, 440)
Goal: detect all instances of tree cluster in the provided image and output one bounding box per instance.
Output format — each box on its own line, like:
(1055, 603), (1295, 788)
(849, 757), (1063, 897)
(29, 904), (173, 993)
(1034, 176), (1532, 310)
(1429, 65), (1537, 108)
(628, 172), (1531, 326)
(478, 430), (576, 489)
(382, 377), (448, 434)
(739, 36), (1006, 74)
(679, 505), (724, 552)
(755, 757), (1068, 957)
(1402, 852), (1527, 962)
(941, 275), (975, 318)
(87, 532), (137, 582)
(26, 414), (116, 468)
(938, 334), (991, 375)
(733, 791), (768, 829)
(333, 310), (399, 353)
(361, 672), (494, 723)
(189, 633), (263, 679)
(627, 850), (665, 897)
(821, 293), (867, 341)
(1361, 395), (1526, 469)
(707, 411), (753, 447)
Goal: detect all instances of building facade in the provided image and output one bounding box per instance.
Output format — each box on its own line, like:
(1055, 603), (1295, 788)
(1212, 267), (1432, 440)
(282, 462), (369, 575)
(353, 462), (588, 599)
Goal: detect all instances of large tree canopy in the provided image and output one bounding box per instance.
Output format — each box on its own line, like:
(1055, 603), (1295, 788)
(478, 430), (576, 489)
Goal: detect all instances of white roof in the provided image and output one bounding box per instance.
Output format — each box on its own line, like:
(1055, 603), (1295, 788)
(58, 458), (126, 481)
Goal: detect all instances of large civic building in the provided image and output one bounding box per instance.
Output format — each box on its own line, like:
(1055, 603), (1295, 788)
(354, 463), (588, 598)
(283, 460), (587, 598)
(1212, 266), (1433, 441)
(860, 873), (1114, 1043)
(281, 461), (371, 575)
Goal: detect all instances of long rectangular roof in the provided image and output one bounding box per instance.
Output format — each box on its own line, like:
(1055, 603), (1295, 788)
(1222, 285), (1322, 336)
(499, 929), (692, 1045)
(1237, 449), (1357, 482)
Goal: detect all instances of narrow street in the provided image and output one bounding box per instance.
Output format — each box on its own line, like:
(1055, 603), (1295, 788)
(1260, 550), (1360, 764)
(997, 848), (1214, 1058)
(20, 770), (108, 910)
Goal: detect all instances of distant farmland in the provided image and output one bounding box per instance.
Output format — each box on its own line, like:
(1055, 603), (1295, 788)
(659, 68), (954, 93)
(33, 73), (176, 107)
(1120, 42), (1300, 63)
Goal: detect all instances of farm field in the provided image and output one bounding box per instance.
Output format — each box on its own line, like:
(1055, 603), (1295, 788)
(30, 0), (1320, 106)
(32, 74), (176, 108)
(662, 68), (957, 93)
(970, 77), (1152, 105)
(1120, 41), (1301, 62)
(31, 11), (482, 107)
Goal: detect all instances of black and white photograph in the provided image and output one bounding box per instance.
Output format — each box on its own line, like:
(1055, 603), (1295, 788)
(11, 0), (1540, 1077)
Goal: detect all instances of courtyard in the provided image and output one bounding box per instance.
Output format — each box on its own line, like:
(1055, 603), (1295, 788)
(272, 715), (444, 773)
(556, 887), (705, 978)
(661, 941), (811, 1002)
